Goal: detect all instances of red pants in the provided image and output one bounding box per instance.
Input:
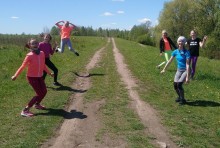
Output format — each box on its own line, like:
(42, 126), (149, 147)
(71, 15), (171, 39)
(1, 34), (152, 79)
(27, 77), (47, 108)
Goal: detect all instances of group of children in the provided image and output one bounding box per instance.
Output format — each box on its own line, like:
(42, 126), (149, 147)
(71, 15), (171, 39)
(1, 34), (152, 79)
(158, 30), (207, 105)
(11, 20), (79, 117)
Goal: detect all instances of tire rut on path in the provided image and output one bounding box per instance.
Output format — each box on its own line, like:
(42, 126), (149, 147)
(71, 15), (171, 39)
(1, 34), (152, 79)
(111, 38), (177, 148)
(41, 39), (119, 148)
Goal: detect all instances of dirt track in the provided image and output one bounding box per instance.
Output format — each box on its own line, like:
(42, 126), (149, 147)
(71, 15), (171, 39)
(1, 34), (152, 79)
(41, 38), (177, 148)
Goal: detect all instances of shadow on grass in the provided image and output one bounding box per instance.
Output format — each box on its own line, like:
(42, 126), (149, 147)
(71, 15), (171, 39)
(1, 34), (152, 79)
(47, 85), (87, 93)
(74, 72), (105, 77)
(186, 100), (220, 107)
(35, 109), (87, 119)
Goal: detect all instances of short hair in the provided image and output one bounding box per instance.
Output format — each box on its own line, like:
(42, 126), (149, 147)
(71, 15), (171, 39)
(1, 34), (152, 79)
(177, 36), (186, 44)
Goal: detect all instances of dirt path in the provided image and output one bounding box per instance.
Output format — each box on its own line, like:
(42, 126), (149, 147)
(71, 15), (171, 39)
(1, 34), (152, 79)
(111, 38), (176, 148)
(41, 38), (177, 148)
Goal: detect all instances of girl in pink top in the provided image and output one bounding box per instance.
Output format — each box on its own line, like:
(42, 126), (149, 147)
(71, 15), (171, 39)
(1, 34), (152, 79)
(55, 20), (79, 56)
(38, 34), (61, 86)
(11, 39), (54, 117)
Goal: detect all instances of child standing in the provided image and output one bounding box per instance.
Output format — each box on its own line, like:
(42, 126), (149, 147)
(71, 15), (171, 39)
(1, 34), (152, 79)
(161, 36), (190, 105)
(11, 39), (54, 117)
(55, 20), (79, 56)
(157, 30), (177, 69)
(186, 30), (207, 79)
(38, 34), (61, 86)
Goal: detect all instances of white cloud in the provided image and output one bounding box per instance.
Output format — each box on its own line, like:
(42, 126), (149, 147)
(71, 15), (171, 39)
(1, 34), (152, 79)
(112, 0), (125, 2)
(11, 16), (19, 19)
(102, 12), (114, 16)
(138, 18), (151, 24)
(117, 10), (124, 14)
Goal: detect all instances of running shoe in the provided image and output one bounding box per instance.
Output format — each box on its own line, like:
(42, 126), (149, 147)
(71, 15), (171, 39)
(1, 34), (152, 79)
(21, 110), (34, 117)
(34, 104), (46, 110)
(74, 51), (79, 56)
(53, 82), (62, 86)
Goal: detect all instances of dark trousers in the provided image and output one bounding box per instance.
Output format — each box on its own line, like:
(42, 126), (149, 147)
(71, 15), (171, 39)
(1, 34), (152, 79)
(27, 77), (47, 107)
(43, 58), (58, 82)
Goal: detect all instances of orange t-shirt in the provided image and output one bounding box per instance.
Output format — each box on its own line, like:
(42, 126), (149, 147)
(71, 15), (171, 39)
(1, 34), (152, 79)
(14, 51), (50, 77)
(163, 38), (171, 51)
(58, 25), (74, 39)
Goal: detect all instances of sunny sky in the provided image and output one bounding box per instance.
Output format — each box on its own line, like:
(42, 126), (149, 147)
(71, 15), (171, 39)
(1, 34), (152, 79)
(0, 0), (170, 34)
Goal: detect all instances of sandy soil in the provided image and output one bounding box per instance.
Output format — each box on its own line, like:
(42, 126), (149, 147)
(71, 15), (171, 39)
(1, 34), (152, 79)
(41, 38), (177, 148)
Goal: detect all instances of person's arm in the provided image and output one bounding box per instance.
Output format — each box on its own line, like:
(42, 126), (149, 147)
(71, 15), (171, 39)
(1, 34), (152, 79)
(69, 23), (76, 28)
(185, 59), (190, 83)
(11, 55), (29, 80)
(159, 38), (164, 55)
(168, 37), (177, 49)
(55, 20), (64, 27)
(161, 56), (174, 73)
(199, 36), (207, 48)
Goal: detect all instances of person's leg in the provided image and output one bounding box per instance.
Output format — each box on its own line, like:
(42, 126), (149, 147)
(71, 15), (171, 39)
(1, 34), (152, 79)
(177, 70), (187, 105)
(57, 39), (66, 53)
(67, 39), (79, 56)
(191, 56), (198, 78)
(45, 58), (58, 83)
(26, 77), (47, 107)
(173, 82), (180, 102)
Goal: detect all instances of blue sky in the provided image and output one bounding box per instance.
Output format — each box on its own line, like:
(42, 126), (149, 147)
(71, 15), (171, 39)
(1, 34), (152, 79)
(0, 0), (170, 34)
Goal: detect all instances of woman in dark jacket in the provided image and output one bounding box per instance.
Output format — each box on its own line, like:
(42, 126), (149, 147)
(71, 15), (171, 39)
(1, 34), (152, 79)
(157, 30), (177, 69)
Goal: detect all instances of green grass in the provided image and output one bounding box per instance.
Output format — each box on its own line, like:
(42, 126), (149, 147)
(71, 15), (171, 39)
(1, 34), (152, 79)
(114, 38), (220, 148)
(0, 36), (106, 148)
(1, 36), (220, 148)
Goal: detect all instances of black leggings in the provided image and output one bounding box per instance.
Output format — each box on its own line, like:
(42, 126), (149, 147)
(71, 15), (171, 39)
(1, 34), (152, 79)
(173, 82), (184, 99)
(43, 58), (58, 82)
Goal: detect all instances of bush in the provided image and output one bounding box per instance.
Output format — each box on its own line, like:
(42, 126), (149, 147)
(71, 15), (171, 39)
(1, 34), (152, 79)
(136, 35), (154, 46)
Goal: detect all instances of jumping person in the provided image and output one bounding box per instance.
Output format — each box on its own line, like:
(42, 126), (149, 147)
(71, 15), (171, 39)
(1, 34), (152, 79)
(157, 30), (177, 69)
(55, 20), (79, 56)
(11, 38), (54, 117)
(186, 30), (207, 79)
(38, 34), (61, 86)
(161, 36), (190, 105)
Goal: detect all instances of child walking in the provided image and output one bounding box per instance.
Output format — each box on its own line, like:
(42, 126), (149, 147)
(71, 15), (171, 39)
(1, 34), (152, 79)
(55, 20), (79, 56)
(11, 38), (54, 117)
(38, 34), (61, 86)
(157, 30), (177, 69)
(161, 36), (190, 105)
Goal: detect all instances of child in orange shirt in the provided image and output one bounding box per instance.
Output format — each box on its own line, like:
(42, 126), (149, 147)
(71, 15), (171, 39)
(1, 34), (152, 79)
(12, 38), (54, 117)
(55, 20), (79, 56)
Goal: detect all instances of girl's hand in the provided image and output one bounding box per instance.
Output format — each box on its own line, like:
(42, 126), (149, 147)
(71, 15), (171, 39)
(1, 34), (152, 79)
(11, 76), (16, 81)
(160, 53), (163, 56)
(185, 77), (190, 84)
(50, 73), (54, 77)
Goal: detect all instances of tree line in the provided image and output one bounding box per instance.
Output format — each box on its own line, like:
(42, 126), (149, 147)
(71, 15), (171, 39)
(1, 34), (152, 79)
(1, 0), (220, 59)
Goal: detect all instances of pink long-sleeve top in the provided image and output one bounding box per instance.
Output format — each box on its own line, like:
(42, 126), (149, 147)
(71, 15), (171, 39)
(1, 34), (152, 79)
(38, 42), (54, 58)
(14, 51), (51, 77)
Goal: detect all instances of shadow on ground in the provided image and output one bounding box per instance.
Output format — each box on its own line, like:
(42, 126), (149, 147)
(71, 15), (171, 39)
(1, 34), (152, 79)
(186, 100), (220, 107)
(74, 72), (105, 77)
(47, 85), (87, 93)
(35, 109), (87, 119)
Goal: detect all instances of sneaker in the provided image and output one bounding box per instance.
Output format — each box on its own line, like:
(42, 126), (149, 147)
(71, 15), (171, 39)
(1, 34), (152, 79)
(175, 97), (180, 102)
(34, 104), (46, 110)
(156, 65), (160, 69)
(21, 110), (34, 117)
(179, 99), (186, 105)
(53, 82), (62, 86)
(55, 46), (59, 52)
(74, 51), (79, 56)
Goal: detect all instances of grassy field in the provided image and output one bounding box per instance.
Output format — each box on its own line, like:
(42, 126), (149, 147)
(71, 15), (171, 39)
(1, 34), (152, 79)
(114, 38), (220, 147)
(0, 36), (106, 147)
(0, 36), (220, 147)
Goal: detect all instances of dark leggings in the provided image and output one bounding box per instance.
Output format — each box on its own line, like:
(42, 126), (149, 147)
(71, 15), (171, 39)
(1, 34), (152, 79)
(43, 58), (58, 82)
(173, 82), (184, 100)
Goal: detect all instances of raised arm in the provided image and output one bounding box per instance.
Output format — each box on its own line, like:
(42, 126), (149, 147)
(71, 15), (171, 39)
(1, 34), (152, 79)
(199, 35), (207, 48)
(55, 20), (64, 27)
(69, 22), (76, 28)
